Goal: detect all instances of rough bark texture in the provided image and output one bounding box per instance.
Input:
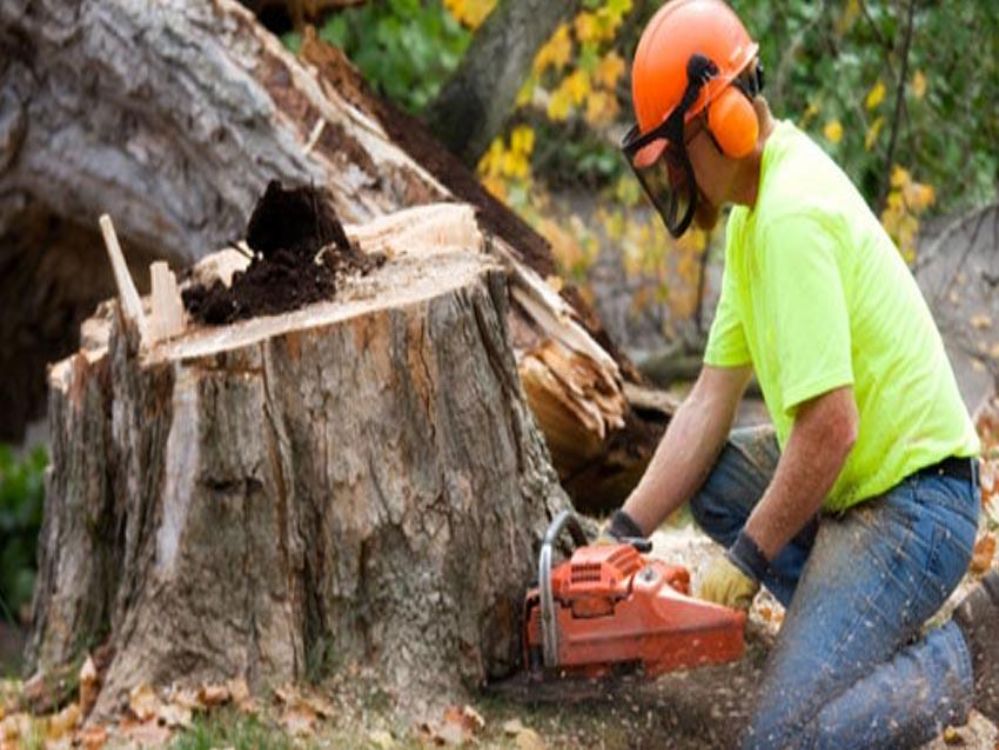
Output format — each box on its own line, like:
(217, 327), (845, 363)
(424, 0), (580, 165)
(30, 220), (570, 717)
(0, 0), (667, 512)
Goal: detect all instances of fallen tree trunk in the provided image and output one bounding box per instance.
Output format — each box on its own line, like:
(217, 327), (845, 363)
(0, 0), (668, 514)
(30, 204), (571, 718)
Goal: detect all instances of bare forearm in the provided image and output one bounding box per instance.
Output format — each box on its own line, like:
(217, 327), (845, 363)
(622, 369), (747, 535)
(745, 388), (858, 559)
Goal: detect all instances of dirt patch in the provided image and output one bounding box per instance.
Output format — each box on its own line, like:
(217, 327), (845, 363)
(182, 181), (385, 325)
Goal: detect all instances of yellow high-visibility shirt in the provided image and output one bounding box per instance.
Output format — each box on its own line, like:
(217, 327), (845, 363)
(704, 120), (978, 512)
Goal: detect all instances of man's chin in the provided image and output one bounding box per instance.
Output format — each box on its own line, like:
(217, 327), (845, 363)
(694, 196), (720, 230)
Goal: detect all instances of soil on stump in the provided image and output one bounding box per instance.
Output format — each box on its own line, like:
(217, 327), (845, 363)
(182, 181), (385, 324)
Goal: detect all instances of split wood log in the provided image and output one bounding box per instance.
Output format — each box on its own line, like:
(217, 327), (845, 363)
(30, 206), (571, 718)
(0, 0), (670, 513)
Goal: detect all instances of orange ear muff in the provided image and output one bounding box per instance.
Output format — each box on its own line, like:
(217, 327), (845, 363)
(707, 85), (759, 159)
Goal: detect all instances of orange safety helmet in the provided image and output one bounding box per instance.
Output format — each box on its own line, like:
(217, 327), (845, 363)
(622, 0), (763, 237)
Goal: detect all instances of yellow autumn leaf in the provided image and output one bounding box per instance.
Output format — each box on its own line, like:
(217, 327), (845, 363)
(546, 86), (573, 122)
(801, 99), (821, 126)
(585, 90), (619, 127)
(443, 0), (496, 29)
(595, 52), (626, 91)
(563, 69), (591, 106)
(574, 11), (601, 43)
(911, 70), (927, 99)
(481, 174), (506, 202)
(864, 116), (884, 150)
(476, 138), (505, 177)
(866, 80), (886, 110)
(823, 119), (843, 144)
(533, 24), (572, 75)
(510, 125), (535, 157)
(501, 150), (529, 180)
(890, 164), (911, 188)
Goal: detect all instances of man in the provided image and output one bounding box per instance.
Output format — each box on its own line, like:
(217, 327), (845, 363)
(607, 0), (999, 746)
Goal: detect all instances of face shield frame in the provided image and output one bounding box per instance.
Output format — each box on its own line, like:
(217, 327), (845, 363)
(621, 54), (719, 238)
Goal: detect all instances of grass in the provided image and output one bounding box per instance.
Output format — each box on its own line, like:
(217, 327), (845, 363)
(171, 711), (295, 750)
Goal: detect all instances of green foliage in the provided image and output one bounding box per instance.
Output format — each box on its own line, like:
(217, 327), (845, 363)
(0, 445), (47, 622)
(316, 0), (472, 114)
(171, 711), (294, 750)
(733, 0), (998, 213)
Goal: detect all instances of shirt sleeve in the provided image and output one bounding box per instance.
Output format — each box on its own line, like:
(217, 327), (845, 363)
(758, 214), (854, 414)
(704, 263), (751, 368)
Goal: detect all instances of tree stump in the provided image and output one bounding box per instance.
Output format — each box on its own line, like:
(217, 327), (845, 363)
(29, 206), (570, 717)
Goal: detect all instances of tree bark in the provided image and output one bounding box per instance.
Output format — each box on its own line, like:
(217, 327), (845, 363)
(424, 0), (580, 166)
(29, 206), (571, 717)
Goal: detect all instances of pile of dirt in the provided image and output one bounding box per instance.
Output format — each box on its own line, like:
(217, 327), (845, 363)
(183, 181), (385, 325)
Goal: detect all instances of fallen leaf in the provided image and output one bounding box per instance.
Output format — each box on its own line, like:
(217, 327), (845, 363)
(78, 723), (108, 750)
(942, 724), (964, 744)
(79, 657), (99, 716)
(226, 678), (250, 705)
(280, 705), (317, 737)
(434, 721), (466, 746)
(157, 701), (193, 729)
(197, 683), (230, 707)
(0, 712), (31, 742)
(308, 696), (337, 719)
(369, 729), (396, 749)
(76, 724), (108, 750)
(437, 704), (485, 744)
(971, 533), (997, 574)
(503, 718), (526, 736)
(46, 702), (80, 739)
(515, 727), (546, 750)
(119, 716), (173, 746)
(128, 684), (162, 722)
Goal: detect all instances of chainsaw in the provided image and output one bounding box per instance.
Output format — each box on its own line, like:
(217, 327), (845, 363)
(493, 510), (746, 699)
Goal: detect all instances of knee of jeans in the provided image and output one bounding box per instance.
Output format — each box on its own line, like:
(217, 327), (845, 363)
(689, 489), (743, 543)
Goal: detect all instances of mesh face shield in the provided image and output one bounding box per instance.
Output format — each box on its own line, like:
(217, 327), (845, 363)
(621, 55), (718, 238)
(621, 121), (698, 238)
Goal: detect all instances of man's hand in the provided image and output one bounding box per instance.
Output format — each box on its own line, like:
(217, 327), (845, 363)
(595, 509), (645, 545)
(699, 554), (760, 610)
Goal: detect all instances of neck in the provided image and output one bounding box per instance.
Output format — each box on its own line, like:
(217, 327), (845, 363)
(730, 99), (775, 210)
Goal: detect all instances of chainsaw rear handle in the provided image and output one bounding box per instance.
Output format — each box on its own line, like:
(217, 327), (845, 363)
(537, 510), (651, 669)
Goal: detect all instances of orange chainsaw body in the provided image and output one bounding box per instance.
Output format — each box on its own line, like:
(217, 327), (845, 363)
(523, 542), (746, 678)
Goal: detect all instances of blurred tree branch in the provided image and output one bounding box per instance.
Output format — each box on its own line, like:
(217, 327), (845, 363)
(426, 0), (580, 166)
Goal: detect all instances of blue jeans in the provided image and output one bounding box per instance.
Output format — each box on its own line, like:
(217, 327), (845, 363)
(690, 426), (981, 749)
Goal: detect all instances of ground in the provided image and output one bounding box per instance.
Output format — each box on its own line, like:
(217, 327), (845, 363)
(2, 516), (995, 749)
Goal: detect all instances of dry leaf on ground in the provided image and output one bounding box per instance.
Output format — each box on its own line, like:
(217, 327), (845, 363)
(972, 533), (997, 574)
(79, 657), (99, 716)
(46, 702), (81, 739)
(127, 684), (162, 722)
(369, 728), (396, 749)
(280, 705), (317, 737)
(78, 724), (108, 750)
(515, 727), (547, 750)
(118, 717), (173, 746)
